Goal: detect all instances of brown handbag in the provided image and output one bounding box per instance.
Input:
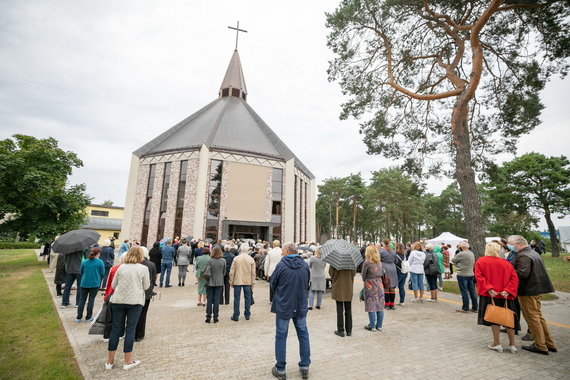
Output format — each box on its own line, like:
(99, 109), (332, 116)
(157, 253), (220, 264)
(381, 270), (391, 289)
(484, 297), (515, 328)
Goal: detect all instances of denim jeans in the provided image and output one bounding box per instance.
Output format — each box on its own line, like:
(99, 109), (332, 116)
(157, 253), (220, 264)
(308, 290), (323, 307)
(457, 275), (478, 311)
(206, 285), (222, 320)
(397, 272), (407, 303)
(76, 287), (99, 320)
(233, 285), (252, 320)
(275, 317), (311, 372)
(368, 311), (384, 329)
(160, 262), (173, 286)
(101, 266), (111, 289)
(108, 303), (143, 353)
(410, 272), (424, 291)
(62, 273), (82, 306)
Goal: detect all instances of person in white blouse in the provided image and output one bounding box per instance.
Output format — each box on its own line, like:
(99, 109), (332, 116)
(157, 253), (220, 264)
(408, 242), (426, 303)
(105, 246), (150, 371)
(264, 240), (283, 303)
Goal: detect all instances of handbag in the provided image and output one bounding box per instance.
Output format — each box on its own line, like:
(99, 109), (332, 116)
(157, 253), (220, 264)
(484, 297), (515, 329)
(200, 260), (211, 281)
(89, 299), (112, 335)
(359, 288), (364, 301)
(381, 270), (391, 289)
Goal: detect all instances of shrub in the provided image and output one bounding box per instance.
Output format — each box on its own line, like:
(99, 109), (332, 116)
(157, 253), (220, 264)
(0, 242), (42, 249)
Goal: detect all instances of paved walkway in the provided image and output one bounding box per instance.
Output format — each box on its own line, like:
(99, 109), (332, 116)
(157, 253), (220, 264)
(43, 266), (569, 380)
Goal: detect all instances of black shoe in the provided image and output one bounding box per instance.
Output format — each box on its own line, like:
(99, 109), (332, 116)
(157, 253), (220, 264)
(315, 306), (320, 310)
(308, 307), (313, 310)
(548, 347), (558, 353)
(521, 333), (533, 341)
(159, 285), (163, 287)
(346, 332), (352, 336)
(178, 282), (181, 286)
(272, 366), (286, 380)
(205, 318), (211, 323)
(182, 282), (185, 286)
(470, 309), (478, 313)
(334, 330), (345, 337)
(230, 317), (238, 322)
(300, 368), (309, 379)
(522, 344), (548, 355)
(134, 337), (144, 342)
(364, 325), (374, 331)
(214, 318), (219, 323)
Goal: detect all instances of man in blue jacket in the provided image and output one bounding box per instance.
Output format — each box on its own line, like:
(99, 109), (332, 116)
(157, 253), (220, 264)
(270, 243), (311, 380)
(160, 240), (175, 287)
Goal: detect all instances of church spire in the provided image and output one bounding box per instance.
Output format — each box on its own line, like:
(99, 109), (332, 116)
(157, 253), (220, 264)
(219, 22), (248, 101)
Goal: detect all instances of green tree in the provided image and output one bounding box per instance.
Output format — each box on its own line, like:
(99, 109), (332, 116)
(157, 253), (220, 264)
(0, 135), (91, 241)
(485, 153), (570, 257)
(326, 0), (569, 256)
(424, 182), (466, 237)
(102, 199), (114, 206)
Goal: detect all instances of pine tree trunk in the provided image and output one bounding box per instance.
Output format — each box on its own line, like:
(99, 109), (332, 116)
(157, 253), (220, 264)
(452, 100), (486, 258)
(544, 207), (560, 257)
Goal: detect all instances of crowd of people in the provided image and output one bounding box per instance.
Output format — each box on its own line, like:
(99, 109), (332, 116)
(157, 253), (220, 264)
(47, 233), (557, 377)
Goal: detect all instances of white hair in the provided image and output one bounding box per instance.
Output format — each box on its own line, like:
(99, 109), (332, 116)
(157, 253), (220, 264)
(239, 243), (250, 254)
(425, 243), (435, 250)
(140, 246), (149, 260)
(508, 235), (528, 247)
(102, 239), (111, 247)
(458, 241), (470, 250)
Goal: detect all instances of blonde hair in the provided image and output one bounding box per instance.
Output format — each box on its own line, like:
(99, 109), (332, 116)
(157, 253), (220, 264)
(314, 247), (321, 258)
(485, 242), (501, 257)
(411, 241), (422, 251)
(123, 246), (144, 264)
(273, 240), (280, 248)
(365, 245), (380, 264)
(198, 241), (205, 248)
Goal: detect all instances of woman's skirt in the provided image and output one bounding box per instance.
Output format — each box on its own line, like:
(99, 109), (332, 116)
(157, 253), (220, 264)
(477, 295), (520, 332)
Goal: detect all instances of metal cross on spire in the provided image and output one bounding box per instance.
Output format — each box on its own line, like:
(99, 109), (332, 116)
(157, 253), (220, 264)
(228, 21), (247, 51)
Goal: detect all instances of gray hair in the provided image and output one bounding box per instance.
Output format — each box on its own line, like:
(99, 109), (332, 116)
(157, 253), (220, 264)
(282, 243), (297, 255)
(425, 243), (434, 250)
(458, 241), (470, 250)
(224, 244), (230, 251)
(239, 243), (250, 254)
(508, 235), (528, 247)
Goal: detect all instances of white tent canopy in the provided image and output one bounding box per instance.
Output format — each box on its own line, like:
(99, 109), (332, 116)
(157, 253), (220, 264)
(427, 232), (467, 257)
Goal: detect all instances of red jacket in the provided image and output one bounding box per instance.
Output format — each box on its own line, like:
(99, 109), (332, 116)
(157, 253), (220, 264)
(104, 265), (121, 301)
(475, 256), (518, 299)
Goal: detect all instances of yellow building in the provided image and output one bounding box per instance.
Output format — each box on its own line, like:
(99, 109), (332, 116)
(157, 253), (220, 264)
(81, 204), (124, 245)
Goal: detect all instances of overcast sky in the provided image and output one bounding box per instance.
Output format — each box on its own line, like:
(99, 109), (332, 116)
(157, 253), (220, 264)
(1, 0), (568, 231)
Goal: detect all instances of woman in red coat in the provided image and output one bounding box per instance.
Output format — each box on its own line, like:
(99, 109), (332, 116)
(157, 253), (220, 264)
(475, 242), (519, 354)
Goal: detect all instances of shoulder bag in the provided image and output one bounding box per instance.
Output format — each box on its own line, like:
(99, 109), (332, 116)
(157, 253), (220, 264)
(484, 297), (515, 329)
(200, 260), (212, 281)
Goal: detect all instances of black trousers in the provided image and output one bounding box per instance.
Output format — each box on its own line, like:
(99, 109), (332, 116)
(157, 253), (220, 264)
(135, 298), (151, 339)
(336, 301), (352, 334)
(269, 278), (274, 302)
(220, 275), (230, 305)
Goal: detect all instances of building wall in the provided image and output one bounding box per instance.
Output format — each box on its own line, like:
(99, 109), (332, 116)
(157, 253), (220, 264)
(87, 205), (124, 219)
(225, 161), (269, 222)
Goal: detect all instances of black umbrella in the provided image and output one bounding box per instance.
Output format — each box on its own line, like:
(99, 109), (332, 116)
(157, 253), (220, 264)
(52, 229), (100, 254)
(320, 239), (362, 270)
(185, 236), (194, 242)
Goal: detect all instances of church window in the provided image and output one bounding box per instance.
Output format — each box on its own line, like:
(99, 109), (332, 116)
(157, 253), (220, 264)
(231, 88), (240, 97)
(141, 164), (156, 247)
(157, 162), (171, 240)
(222, 88), (229, 97)
(206, 160), (223, 241)
(173, 160), (188, 239)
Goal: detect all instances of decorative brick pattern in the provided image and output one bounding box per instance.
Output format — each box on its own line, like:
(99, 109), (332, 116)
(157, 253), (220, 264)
(163, 160), (180, 239)
(140, 151), (199, 165)
(210, 151), (285, 168)
(181, 159), (200, 238)
(294, 166), (310, 183)
(146, 163), (164, 244)
(217, 162), (231, 236)
(265, 167), (273, 222)
(129, 164), (150, 242)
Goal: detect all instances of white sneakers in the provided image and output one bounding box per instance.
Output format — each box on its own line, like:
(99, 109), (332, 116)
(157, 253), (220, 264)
(105, 360), (141, 371)
(123, 360), (141, 370)
(488, 344), (503, 353)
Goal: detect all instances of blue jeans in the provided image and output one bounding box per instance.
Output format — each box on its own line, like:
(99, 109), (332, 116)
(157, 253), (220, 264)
(308, 290), (323, 307)
(233, 285), (252, 320)
(275, 317), (311, 373)
(108, 303), (143, 353)
(206, 285), (222, 320)
(410, 272), (424, 291)
(160, 262), (173, 286)
(457, 275), (478, 311)
(368, 311), (384, 329)
(397, 272), (407, 303)
(76, 287), (98, 320)
(62, 273), (82, 306)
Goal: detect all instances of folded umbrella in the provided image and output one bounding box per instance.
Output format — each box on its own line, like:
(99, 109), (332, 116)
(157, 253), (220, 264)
(52, 229), (100, 254)
(320, 239), (362, 270)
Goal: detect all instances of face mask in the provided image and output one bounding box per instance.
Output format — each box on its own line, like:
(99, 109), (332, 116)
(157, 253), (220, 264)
(507, 244), (515, 252)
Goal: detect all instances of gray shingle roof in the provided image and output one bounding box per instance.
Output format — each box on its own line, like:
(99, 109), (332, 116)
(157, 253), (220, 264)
(80, 217), (122, 231)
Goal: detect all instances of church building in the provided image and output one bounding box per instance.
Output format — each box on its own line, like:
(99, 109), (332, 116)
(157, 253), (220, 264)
(121, 48), (316, 246)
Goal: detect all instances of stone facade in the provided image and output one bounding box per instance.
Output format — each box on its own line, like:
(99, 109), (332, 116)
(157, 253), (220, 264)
(163, 160), (181, 240)
(181, 159), (199, 238)
(217, 161), (231, 236)
(265, 167), (273, 223)
(129, 164), (150, 243)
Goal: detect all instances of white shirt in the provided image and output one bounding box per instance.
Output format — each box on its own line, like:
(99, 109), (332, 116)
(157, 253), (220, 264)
(264, 247), (283, 278)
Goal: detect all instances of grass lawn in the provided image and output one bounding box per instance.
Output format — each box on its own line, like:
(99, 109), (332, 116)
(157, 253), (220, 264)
(440, 252), (570, 301)
(0, 249), (82, 380)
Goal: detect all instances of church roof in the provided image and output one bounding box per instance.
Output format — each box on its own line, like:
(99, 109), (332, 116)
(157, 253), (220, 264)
(134, 51), (314, 179)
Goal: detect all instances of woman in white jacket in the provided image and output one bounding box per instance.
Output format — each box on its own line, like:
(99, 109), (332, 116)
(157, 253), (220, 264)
(408, 242), (426, 302)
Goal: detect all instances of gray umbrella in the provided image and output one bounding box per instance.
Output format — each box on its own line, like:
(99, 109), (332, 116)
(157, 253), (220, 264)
(298, 245), (314, 252)
(52, 229), (100, 254)
(320, 239), (362, 270)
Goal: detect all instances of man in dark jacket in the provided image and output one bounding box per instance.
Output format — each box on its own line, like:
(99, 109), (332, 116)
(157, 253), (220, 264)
(270, 243), (311, 380)
(61, 250), (84, 307)
(99, 240), (115, 290)
(135, 254), (156, 342)
(220, 244), (235, 305)
(509, 235), (557, 355)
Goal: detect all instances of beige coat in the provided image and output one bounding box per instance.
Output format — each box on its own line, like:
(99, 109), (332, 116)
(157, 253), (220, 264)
(264, 247), (282, 277)
(229, 253), (256, 286)
(329, 267), (356, 302)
